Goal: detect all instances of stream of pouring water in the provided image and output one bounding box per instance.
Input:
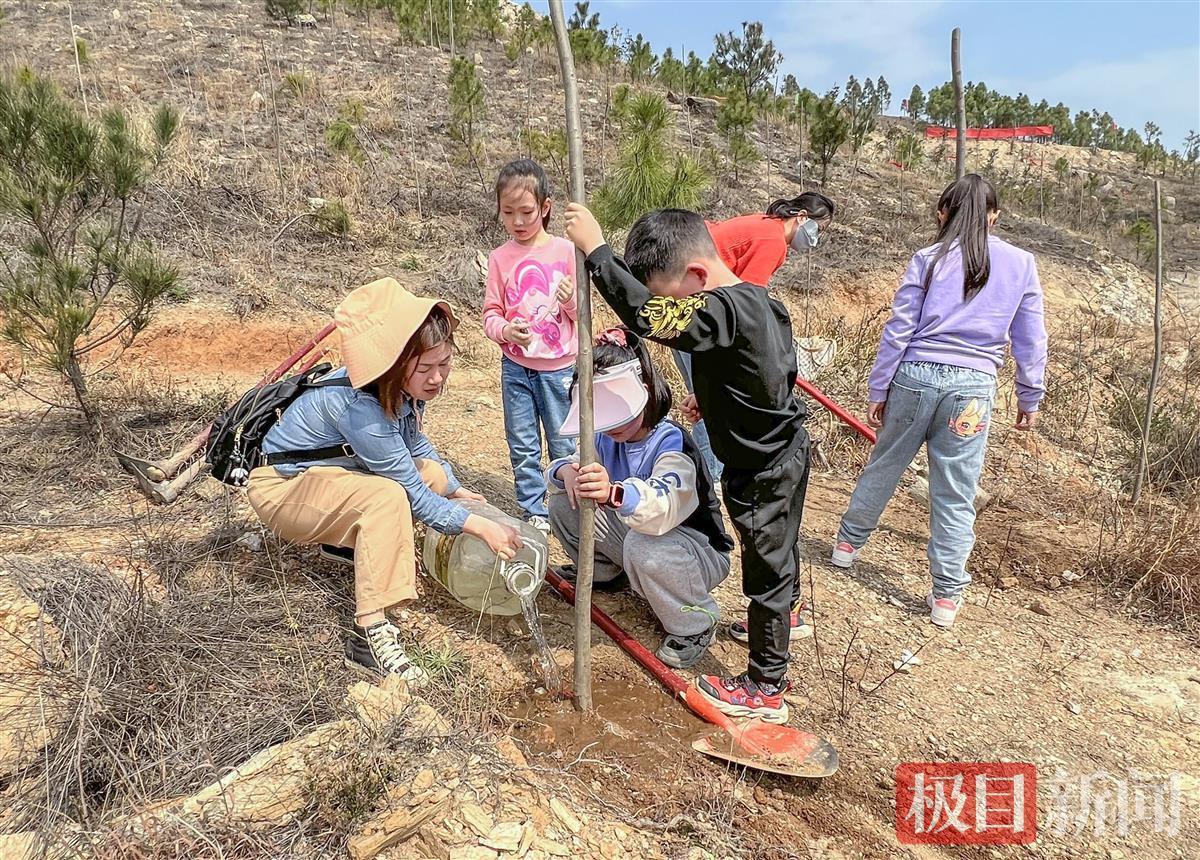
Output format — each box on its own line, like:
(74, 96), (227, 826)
(519, 591), (562, 695)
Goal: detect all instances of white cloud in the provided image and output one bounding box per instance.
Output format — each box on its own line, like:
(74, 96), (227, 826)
(993, 46), (1200, 145)
(773, 0), (948, 94)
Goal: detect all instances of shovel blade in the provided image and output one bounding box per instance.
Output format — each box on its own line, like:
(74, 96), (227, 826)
(691, 719), (839, 779)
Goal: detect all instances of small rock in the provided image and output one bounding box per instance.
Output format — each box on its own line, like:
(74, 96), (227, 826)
(1067, 702), (1082, 716)
(473, 52), (484, 65)
(412, 769), (435, 792)
(893, 650), (922, 672)
(886, 595), (905, 609)
(538, 838), (571, 857)
(1047, 576), (1063, 590)
(235, 531), (263, 552)
(548, 798), (581, 834)
(1061, 569), (1082, 583)
(877, 770), (896, 790)
(450, 848), (497, 860)
(1029, 601), (1053, 617)
(998, 575), (1019, 590)
(482, 822), (522, 853)
(461, 804), (493, 837)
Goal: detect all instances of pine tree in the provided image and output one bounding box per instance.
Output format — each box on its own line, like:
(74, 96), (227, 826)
(592, 93), (708, 229)
(906, 84), (925, 121)
(717, 94), (759, 181)
(711, 21), (781, 102)
(625, 33), (656, 82)
(448, 56), (486, 185)
(657, 47), (686, 91)
(0, 69), (181, 435)
(809, 88), (848, 184)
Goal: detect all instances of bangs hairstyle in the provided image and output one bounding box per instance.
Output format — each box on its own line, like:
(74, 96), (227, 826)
(623, 209), (720, 284)
(925, 173), (999, 301)
(495, 158), (552, 230)
(575, 327), (672, 431)
(765, 191), (835, 221)
(372, 306), (456, 419)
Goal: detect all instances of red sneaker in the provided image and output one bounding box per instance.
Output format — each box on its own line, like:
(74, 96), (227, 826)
(696, 673), (790, 724)
(728, 607), (811, 644)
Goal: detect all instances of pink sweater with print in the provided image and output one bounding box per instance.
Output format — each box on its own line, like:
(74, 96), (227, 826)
(483, 235), (579, 371)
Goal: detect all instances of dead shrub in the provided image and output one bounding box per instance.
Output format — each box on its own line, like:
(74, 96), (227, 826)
(1088, 494), (1200, 631)
(5, 556), (348, 833)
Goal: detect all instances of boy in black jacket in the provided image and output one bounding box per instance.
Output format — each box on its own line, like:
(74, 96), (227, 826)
(565, 203), (809, 724)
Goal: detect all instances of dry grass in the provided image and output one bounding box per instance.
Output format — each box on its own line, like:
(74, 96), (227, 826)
(4, 555), (349, 836)
(1090, 494), (1200, 631)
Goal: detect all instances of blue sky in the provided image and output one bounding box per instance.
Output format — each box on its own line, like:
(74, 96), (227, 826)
(535, 0), (1200, 149)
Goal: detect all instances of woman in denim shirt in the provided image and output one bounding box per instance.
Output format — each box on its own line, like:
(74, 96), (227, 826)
(248, 278), (522, 681)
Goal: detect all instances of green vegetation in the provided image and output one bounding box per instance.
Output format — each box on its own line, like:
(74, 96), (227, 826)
(592, 92), (707, 229)
(0, 69), (180, 435)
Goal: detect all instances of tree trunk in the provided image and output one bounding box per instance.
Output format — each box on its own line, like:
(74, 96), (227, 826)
(1131, 180), (1164, 505)
(952, 28), (966, 180)
(66, 354), (100, 438)
(548, 0), (596, 711)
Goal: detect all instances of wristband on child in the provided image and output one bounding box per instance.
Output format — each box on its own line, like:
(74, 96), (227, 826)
(605, 483), (624, 508)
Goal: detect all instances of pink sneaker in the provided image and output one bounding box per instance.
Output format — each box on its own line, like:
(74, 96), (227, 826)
(926, 592), (963, 627)
(830, 541), (860, 568)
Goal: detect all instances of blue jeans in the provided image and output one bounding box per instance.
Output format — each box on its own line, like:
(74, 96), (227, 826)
(837, 361), (996, 599)
(671, 349), (724, 482)
(501, 357), (576, 519)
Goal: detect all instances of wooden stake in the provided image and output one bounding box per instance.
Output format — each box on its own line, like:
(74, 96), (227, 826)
(68, 3), (89, 119)
(952, 27), (966, 180)
(1132, 180), (1164, 505)
(548, 0), (596, 711)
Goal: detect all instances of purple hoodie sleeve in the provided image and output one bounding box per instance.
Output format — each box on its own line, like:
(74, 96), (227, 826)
(1010, 254), (1048, 412)
(867, 254), (927, 402)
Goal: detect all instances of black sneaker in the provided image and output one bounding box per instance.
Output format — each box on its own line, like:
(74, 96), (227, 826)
(320, 544), (355, 567)
(344, 621), (427, 684)
(656, 627), (715, 669)
(558, 563), (631, 593)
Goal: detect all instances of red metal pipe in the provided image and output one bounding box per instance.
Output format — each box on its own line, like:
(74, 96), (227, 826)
(795, 377), (877, 445)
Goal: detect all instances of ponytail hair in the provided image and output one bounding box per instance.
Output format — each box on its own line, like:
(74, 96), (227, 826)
(924, 174), (999, 300)
(495, 158), (552, 230)
(765, 191), (835, 221)
(590, 327), (673, 430)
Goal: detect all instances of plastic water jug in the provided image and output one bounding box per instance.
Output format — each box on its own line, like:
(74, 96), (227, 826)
(422, 499), (547, 616)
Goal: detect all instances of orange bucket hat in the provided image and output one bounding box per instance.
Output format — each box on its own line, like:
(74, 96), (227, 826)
(333, 277), (460, 388)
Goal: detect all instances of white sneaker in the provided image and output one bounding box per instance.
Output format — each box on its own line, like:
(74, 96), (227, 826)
(528, 515), (552, 539)
(830, 541), (860, 568)
(927, 592), (964, 627)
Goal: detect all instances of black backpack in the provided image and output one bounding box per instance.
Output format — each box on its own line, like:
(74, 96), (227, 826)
(206, 363), (354, 486)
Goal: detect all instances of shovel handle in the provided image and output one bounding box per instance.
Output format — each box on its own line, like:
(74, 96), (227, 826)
(544, 568), (688, 698)
(680, 686), (739, 734)
(794, 377), (877, 445)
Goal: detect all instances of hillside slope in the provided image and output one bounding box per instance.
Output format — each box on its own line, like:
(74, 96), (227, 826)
(1, 2), (1198, 859)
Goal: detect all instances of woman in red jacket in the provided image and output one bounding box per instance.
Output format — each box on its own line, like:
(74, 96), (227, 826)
(708, 191), (836, 287)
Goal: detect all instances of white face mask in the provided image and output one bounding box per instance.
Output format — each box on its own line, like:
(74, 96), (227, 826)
(790, 218), (820, 252)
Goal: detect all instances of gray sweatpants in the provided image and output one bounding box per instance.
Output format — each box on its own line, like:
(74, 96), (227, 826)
(548, 492), (730, 636)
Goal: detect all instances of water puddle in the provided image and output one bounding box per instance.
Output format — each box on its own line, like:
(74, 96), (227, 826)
(507, 676), (705, 777)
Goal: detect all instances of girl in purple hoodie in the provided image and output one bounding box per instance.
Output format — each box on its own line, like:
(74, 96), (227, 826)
(831, 174), (1048, 627)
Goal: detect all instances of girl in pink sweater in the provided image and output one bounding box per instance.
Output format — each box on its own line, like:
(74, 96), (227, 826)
(483, 159), (579, 534)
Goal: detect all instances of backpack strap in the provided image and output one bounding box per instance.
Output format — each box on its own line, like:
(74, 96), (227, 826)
(263, 375), (356, 466)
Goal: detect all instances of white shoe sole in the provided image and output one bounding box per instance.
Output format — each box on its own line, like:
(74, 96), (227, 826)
(926, 593), (962, 627)
(696, 685), (790, 725)
(343, 655), (429, 686)
(830, 549), (858, 568)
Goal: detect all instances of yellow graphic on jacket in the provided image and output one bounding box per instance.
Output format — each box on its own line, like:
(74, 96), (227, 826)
(949, 398), (989, 437)
(639, 295), (708, 340)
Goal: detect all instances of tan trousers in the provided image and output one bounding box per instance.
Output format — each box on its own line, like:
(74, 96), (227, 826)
(247, 460), (449, 617)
